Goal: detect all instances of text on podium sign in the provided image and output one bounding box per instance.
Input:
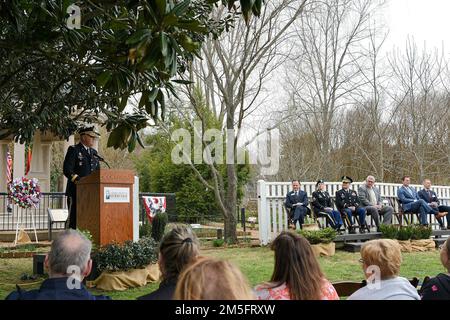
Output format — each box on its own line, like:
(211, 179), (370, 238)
(104, 187), (130, 203)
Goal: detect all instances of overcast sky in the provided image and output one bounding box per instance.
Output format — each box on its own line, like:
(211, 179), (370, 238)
(385, 0), (450, 53)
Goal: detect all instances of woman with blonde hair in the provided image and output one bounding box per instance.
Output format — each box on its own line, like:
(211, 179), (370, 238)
(137, 225), (200, 300)
(174, 257), (254, 300)
(348, 239), (420, 300)
(254, 231), (339, 300)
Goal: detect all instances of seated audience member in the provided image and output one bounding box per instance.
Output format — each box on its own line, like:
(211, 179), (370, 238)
(348, 239), (420, 300)
(312, 180), (343, 232)
(254, 231), (339, 300)
(358, 175), (393, 232)
(6, 229), (110, 300)
(137, 226), (200, 300)
(285, 180), (309, 230)
(174, 257), (254, 300)
(397, 176), (446, 226)
(335, 176), (368, 234)
(418, 179), (450, 230)
(420, 238), (450, 300)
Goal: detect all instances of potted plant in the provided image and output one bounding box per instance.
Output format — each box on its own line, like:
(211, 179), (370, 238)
(379, 225), (434, 252)
(90, 237), (160, 291)
(298, 228), (337, 257)
(301, 215), (320, 231)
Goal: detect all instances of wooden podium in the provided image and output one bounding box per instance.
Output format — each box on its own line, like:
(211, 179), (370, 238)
(76, 169), (135, 246)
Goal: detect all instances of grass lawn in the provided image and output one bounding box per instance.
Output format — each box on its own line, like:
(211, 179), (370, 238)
(1, 247), (445, 300)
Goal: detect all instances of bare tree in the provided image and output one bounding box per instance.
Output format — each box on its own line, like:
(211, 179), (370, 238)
(284, 0), (384, 178)
(174, 0), (308, 242)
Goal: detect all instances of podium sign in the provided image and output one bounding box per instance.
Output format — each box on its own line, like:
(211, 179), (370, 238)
(76, 169), (134, 246)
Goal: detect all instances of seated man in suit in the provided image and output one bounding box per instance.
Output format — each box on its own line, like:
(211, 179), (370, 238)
(358, 175), (393, 232)
(285, 180), (309, 230)
(312, 179), (343, 232)
(418, 179), (449, 230)
(335, 176), (368, 234)
(397, 176), (445, 226)
(6, 229), (111, 300)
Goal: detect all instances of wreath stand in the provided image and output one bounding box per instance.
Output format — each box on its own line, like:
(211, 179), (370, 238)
(14, 205), (39, 245)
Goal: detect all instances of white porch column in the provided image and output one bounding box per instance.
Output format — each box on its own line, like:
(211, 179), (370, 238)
(0, 141), (10, 192)
(13, 142), (25, 180)
(26, 131), (52, 192)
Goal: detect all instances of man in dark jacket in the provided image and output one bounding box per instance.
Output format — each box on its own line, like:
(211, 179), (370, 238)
(418, 179), (450, 230)
(285, 180), (309, 229)
(63, 127), (100, 229)
(6, 229), (110, 300)
(335, 176), (367, 234)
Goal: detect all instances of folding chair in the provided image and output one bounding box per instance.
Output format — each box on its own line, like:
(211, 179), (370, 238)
(48, 209), (69, 240)
(332, 280), (367, 297)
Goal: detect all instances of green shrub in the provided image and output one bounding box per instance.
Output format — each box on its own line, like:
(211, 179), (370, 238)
(213, 239), (225, 247)
(151, 212), (168, 242)
(411, 225), (432, 240)
(380, 225), (432, 240)
(77, 228), (96, 250)
(95, 237), (159, 272)
(379, 224), (398, 239)
(397, 225), (414, 241)
(298, 228), (337, 244)
(139, 223), (152, 238)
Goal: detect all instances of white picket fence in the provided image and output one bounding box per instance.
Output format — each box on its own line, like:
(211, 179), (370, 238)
(256, 180), (450, 245)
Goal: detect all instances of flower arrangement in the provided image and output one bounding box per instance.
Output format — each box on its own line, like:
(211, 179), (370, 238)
(7, 177), (41, 209)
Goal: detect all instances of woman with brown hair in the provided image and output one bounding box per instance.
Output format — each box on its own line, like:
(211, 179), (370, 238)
(254, 231), (338, 300)
(137, 225), (200, 300)
(174, 257), (255, 300)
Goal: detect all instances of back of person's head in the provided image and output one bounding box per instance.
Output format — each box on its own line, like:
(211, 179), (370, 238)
(47, 229), (92, 278)
(174, 257), (254, 300)
(441, 238), (450, 271)
(270, 231), (324, 300)
(360, 239), (402, 280)
(159, 226), (200, 282)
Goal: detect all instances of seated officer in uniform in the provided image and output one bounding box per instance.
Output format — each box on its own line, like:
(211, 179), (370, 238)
(335, 176), (368, 234)
(312, 180), (343, 232)
(6, 229), (110, 300)
(285, 180), (309, 230)
(418, 179), (449, 230)
(63, 127), (101, 229)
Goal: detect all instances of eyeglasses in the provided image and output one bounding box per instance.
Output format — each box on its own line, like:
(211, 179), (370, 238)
(358, 258), (364, 264)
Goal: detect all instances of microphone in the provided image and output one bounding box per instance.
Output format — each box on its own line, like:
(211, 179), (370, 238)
(93, 153), (111, 169)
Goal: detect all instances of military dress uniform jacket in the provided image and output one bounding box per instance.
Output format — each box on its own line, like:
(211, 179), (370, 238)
(335, 189), (361, 211)
(312, 190), (334, 213)
(63, 143), (100, 197)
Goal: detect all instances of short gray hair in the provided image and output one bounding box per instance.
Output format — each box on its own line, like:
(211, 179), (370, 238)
(366, 175), (376, 182)
(48, 229), (92, 275)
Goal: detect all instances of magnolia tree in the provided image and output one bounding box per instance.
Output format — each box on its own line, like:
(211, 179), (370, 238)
(0, 0), (264, 149)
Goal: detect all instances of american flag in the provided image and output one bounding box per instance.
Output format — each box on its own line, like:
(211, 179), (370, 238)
(6, 149), (13, 185)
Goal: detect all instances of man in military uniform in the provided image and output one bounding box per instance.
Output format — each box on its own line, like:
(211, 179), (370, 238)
(312, 180), (343, 232)
(335, 176), (368, 234)
(63, 127), (101, 229)
(285, 180), (309, 229)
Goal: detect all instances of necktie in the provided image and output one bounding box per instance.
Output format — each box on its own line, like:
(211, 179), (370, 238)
(427, 190), (432, 202)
